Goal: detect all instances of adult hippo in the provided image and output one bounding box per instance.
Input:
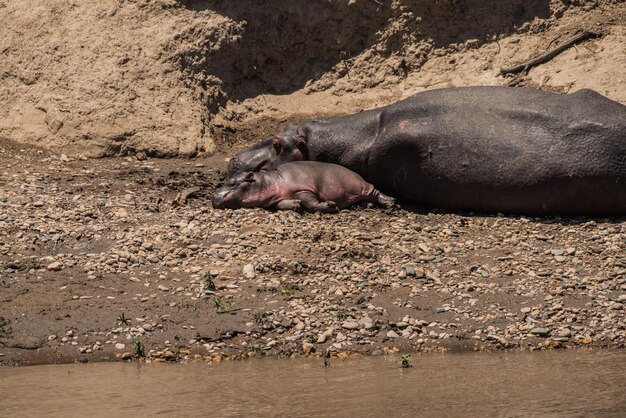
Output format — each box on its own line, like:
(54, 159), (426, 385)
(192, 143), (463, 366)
(213, 161), (395, 212)
(227, 86), (626, 216)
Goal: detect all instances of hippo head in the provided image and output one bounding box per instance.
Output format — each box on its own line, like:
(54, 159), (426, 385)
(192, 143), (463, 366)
(212, 171), (266, 209)
(226, 125), (309, 177)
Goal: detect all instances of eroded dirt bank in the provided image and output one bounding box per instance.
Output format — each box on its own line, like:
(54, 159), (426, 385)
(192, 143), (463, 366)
(1, 0), (625, 157)
(0, 140), (624, 366)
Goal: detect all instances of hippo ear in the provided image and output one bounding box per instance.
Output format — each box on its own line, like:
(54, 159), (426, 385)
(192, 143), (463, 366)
(296, 138), (308, 153)
(296, 129), (308, 155)
(244, 172), (256, 183)
(272, 137), (282, 155)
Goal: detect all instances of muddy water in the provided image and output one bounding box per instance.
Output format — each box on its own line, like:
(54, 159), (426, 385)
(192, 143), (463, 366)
(1, 350), (625, 417)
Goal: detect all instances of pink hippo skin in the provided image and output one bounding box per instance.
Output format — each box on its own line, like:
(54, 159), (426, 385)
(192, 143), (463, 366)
(212, 161), (395, 213)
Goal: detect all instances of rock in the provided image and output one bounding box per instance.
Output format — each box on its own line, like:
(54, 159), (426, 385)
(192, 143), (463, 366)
(243, 264), (255, 279)
(414, 268), (426, 278)
(317, 329), (333, 344)
(529, 328), (551, 337)
(520, 307), (531, 314)
(157, 285), (170, 291)
(404, 265), (416, 277)
(556, 329), (572, 338)
(115, 343), (126, 350)
(47, 261), (62, 271)
(302, 342), (314, 356)
(341, 321), (359, 330)
(386, 330), (400, 338)
(358, 316), (373, 329)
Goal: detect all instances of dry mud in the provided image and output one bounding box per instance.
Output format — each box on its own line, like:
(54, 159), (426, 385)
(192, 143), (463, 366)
(0, 0), (625, 365)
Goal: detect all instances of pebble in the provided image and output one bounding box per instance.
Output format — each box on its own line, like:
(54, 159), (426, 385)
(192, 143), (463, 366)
(404, 265), (416, 277)
(1, 147), (624, 365)
(341, 321), (359, 330)
(243, 264), (255, 279)
(557, 329), (572, 338)
(529, 328), (551, 337)
(47, 262), (62, 271)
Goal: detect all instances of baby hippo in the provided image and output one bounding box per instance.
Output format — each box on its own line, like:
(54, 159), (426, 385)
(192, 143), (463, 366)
(212, 161), (395, 213)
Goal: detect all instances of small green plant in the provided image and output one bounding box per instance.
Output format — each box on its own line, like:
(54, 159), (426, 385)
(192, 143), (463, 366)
(281, 282), (302, 294)
(132, 335), (145, 357)
(398, 353), (412, 368)
(249, 343), (264, 355)
(116, 313), (131, 326)
(253, 310), (267, 325)
(305, 334), (316, 343)
(277, 346), (294, 358)
(204, 271), (216, 291)
(213, 296), (232, 314)
(333, 309), (347, 320)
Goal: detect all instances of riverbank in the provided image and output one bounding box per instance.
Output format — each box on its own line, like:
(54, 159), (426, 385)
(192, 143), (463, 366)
(1, 139), (624, 366)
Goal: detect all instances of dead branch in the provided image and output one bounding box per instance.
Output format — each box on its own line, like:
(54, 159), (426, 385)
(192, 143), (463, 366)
(499, 29), (602, 76)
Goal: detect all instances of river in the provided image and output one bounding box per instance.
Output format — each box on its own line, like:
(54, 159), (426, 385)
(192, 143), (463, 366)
(1, 350), (625, 417)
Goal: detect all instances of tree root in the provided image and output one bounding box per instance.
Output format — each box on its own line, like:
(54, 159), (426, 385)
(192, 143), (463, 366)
(499, 29), (602, 79)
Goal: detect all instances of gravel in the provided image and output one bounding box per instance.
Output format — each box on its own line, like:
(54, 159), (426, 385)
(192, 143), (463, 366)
(0, 142), (624, 365)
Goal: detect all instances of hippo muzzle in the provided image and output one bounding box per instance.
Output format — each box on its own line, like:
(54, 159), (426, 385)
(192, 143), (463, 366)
(211, 188), (231, 209)
(212, 172), (261, 209)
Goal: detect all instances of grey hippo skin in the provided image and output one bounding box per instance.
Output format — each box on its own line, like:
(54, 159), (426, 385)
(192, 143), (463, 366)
(213, 161), (395, 213)
(227, 86), (626, 216)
